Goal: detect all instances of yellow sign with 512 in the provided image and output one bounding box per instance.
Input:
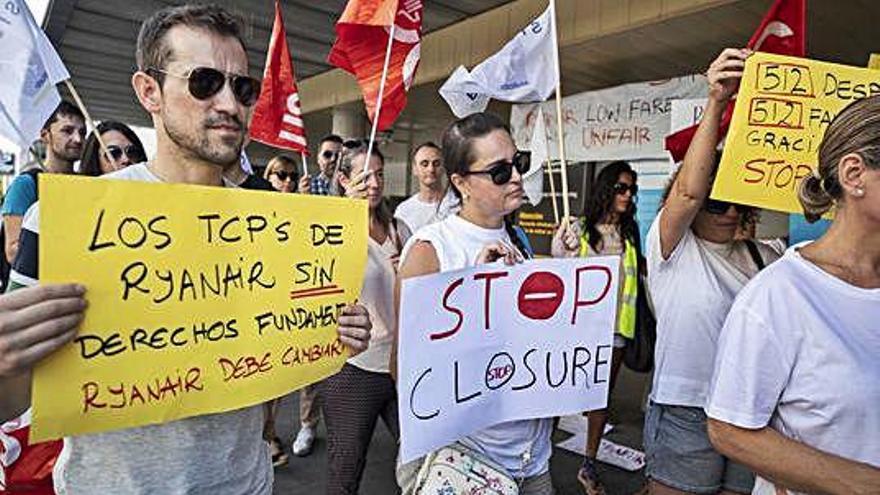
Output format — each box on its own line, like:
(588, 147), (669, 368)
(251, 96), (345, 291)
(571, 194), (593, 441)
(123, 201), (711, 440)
(712, 52), (880, 214)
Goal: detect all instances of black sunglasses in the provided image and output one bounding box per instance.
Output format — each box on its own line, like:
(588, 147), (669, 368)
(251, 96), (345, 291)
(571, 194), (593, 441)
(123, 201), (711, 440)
(149, 67), (261, 107)
(613, 182), (638, 196)
(703, 198), (752, 215)
(272, 170), (295, 181)
(462, 151), (531, 185)
(105, 144), (140, 162)
(321, 150), (339, 160)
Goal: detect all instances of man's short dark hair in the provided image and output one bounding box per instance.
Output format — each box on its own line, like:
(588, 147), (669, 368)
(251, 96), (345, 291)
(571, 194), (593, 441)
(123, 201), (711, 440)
(412, 141), (441, 161)
(42, 100), (84, 131)
(136, 4), (247, 80)
(319, 134), (344, 147)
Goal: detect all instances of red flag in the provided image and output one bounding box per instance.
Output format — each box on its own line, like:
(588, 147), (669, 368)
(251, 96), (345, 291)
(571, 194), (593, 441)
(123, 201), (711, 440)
(329, 0), (423, 131)
(664, 0), (805, 161)
(1, 413), (61, 495)
(249, 0), (308, 154)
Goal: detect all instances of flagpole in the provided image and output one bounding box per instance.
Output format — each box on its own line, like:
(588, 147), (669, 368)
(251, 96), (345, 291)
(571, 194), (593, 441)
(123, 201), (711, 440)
(300, 151), (308, 177)
(64, 79), (111, 161)
(547, 158), (559, 224)
(548, 0), (570, 222)
(364, 22), (396, 175)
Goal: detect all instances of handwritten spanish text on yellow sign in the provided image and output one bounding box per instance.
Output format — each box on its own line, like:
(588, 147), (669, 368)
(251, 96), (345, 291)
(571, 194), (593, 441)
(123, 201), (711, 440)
(32, 175), (368, 441)
(712, 52), (880, 213)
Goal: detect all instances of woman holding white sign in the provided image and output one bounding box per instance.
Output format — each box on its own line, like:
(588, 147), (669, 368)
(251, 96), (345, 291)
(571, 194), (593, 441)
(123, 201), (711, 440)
(642, 48), (780, 495)
(705, 95), (880, 494)
(551, 160), (646, 495)
(317, 145), (403, 495)
(394, 112), (553, 494)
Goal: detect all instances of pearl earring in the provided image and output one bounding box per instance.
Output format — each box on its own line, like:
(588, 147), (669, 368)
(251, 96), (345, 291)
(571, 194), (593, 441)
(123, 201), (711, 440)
(855, 188), (865, 197)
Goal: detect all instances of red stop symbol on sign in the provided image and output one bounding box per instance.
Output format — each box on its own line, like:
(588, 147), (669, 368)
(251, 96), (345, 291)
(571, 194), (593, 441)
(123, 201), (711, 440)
(517, 271), (564, 320)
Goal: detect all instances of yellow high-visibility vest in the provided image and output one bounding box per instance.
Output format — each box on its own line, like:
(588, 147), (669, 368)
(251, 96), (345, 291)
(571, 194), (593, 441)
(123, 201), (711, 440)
(579, 231), (638, 339)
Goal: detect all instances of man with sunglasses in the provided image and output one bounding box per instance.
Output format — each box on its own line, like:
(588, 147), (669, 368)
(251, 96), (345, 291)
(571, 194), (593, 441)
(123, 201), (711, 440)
(394, 142), (460, 244)
(305, 134), (344, 195)
(0, 5), (372, 494)
(1, 101), (84, 266)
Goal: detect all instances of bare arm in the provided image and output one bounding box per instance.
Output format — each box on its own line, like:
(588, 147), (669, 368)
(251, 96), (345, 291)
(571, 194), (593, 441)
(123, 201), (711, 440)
(708, 419), (880, 495)
(659, 48), (748, 259)
(3, 215), (22, 263)
(389, 241), (440, 382)
(0, 284), (86, 422)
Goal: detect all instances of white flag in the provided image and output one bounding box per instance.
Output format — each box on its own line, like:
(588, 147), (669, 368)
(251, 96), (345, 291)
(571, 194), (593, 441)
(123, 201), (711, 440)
(439, 4), (557, 118)
(523, 108), (548, 206)
(0, 1), (70, 148)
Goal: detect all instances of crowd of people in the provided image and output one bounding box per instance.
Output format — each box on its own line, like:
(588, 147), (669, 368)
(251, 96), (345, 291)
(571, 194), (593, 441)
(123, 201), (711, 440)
(0, 3), (877, 495)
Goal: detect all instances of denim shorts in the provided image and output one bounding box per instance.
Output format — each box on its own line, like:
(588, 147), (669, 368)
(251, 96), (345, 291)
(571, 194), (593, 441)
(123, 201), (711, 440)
(643, 401), (755, 494)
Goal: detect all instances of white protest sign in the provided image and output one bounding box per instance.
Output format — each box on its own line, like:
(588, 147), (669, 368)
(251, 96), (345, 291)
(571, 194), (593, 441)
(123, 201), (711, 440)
(510, 75), (706, 162)
(669, 98), (708, 135)
(397, 257), (619, 463)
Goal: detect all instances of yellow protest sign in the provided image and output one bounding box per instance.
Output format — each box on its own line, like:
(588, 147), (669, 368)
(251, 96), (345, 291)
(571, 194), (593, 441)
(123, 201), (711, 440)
(869, 54), (880, 70)
(31, 175), (367, 442)
(712, 52), (880, 213)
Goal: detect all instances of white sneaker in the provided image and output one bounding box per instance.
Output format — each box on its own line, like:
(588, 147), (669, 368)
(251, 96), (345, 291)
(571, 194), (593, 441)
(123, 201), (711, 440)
(292, 425), (316, 457)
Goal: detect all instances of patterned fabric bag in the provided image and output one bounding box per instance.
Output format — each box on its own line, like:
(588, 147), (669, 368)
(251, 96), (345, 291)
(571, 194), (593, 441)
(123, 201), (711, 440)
(414, 443), (518, 495)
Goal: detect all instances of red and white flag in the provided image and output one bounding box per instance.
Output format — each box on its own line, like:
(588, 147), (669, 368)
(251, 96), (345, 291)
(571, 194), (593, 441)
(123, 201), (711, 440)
(249, 0), (308, 154)
(664, 0), (805, 162)
(328, 0), (423, 131)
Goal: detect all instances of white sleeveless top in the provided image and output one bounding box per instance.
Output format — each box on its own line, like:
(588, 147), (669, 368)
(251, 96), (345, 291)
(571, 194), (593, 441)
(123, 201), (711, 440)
(400, 214), (553, 478)
(348, 235), (398, 373)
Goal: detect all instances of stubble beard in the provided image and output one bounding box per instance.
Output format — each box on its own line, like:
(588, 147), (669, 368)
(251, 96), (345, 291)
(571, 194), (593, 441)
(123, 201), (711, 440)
(50, 137), (81, 166)
(162, 111), (243, 167)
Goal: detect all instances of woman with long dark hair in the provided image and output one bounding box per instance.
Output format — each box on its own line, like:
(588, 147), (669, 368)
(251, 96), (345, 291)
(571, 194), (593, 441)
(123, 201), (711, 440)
(79, 121), (147, 176)
(555, 160), (642, 494)
(393, 112), (553, 494)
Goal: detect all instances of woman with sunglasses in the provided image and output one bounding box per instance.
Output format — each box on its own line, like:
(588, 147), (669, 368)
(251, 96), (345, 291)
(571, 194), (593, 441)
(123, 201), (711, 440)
(394, 112), (552, 494)
(79, 121), (147, 176)
(317, 145), (403, 495)
(263, 155), (299, 193)
(553, 160), (644, 495)
(639, 48), (781, 495)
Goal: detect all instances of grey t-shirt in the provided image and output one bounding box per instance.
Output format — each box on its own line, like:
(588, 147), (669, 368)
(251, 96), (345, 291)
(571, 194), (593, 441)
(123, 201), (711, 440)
(24, 163), (271, 494)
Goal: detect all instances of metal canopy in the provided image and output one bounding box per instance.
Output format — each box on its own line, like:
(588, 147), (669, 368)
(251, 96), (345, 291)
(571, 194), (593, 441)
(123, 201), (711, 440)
(43, 0), (880, 130)
(43, 0), (514, 127)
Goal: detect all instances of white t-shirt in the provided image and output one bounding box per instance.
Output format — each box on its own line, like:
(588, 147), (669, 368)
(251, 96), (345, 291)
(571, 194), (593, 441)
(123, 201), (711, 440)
(347, 235), (398, 373)
(646, 211), (781, 407)
(394, 190), (459, 240)
(27, 164), (272, 494)
(707, 246), (880, 495)
(400, 214), (553, 479)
